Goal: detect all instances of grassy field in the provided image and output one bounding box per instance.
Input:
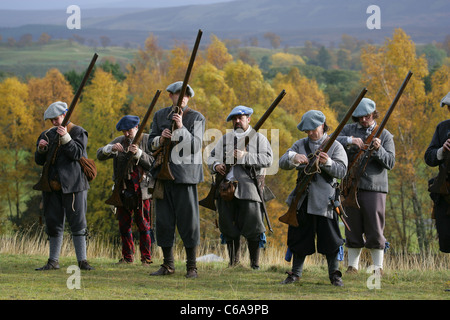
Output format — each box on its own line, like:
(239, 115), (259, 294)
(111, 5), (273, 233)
(1, 248), (449, 302)
(0, 40), (136, 78)
(1, 228), (449, 307)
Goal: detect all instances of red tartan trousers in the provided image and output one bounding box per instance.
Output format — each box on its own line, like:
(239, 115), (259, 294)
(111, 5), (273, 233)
(117, 168), (152, 262)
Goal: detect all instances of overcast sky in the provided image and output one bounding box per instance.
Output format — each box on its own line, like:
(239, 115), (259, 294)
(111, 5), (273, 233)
(0, 0), (236, 10)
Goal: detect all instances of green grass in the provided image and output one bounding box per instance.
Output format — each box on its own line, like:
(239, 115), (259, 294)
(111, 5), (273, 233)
(0, 40), (136, 78)
(1, 253), (449, 301)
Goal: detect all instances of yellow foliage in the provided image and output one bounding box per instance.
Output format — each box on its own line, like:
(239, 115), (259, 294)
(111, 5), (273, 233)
(271, 52), (305, 68)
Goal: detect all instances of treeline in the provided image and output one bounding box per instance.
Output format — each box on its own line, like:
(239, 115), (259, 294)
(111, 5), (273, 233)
(0, 29), (449, 255)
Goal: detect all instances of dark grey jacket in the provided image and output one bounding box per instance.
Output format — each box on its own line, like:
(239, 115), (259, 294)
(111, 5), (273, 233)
(96, 134), (154, 200)
(148, 105), (205, 184)
(35, 125), (89, 194)
(337, 122), (395, 193)
(207, 128), (273, 202)
(425, 119), (450, 167)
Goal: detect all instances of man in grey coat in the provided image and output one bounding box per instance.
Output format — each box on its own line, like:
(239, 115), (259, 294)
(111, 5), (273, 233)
(35, 101), (93, 271)
(280, 110), (347, 286)
(424, 92), (450, 254)
(337, 98), (395, 275)
(148, 81), (205, 278)
(207, 105), (273, 269)
(97, 115), (154, 265)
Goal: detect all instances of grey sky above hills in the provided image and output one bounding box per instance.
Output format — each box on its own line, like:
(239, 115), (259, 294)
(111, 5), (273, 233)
(0, 0), (448, 48)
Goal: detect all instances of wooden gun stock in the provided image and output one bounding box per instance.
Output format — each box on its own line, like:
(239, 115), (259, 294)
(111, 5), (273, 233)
(105, 90), (161, 207)
(157, 29), (203, 181)
(278, 87), (367, 227)
(33, 53), (99, 192)
(199, 89), (287, 211)
(342, 71), (413, 209)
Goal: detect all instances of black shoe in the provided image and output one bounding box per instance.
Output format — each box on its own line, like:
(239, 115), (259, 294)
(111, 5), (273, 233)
(185, 268), (198, 279)
(35, 259), (60, 271)
(150, 264), (175, 276)
(281, 271), (299, 284)
(78, 260), (94, 270)
(330, 270), (344, 287)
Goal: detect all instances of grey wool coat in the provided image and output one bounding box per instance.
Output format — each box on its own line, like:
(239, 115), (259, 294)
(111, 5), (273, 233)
(35, 124), (90, 194)
(336, 122), (395, 193)
(96, 134), (154, 200)
(148, 105), (205, 184)
(279, 134), (348, 219)
(207, 127), (273, 202)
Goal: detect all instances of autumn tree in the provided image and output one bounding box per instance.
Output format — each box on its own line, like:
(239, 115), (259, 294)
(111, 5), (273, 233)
(206, 34), (233, 70)
(0, 77), (34, 222)
(125, 33), (167, 116)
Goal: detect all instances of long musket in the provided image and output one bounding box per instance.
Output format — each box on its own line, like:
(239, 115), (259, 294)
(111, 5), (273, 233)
(105, 90), (161, 207)
(341, 71), (413, 209)
(199, 89), (287, 214)
(33, 53), (98, 192)
(278, 87), (367, 227)
(156, 29), (203, 181)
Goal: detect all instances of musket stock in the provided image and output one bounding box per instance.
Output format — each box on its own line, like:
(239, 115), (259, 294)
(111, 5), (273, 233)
(199, 89), (286, 211)
(105, 90), (161, 207)
(33, 53), (99, 192)
(157, 29), (203, 181)
(278, 87), (367, 227)
(341, 71), (413, 209)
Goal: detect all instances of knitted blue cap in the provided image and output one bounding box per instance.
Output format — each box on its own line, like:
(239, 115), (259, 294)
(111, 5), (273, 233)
(226, 105), (254, 122)
(116, 115), (140, 131)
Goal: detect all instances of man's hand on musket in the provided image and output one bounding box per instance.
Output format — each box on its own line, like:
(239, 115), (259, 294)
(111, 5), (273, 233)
(38, 139), (48, 152)
(371, 137), (381, 150)
(443, 138), (450, 153)
(214, 163), (227, 176)
(172, 109), (183, 129)
(318, 151), (329, 164)
(351, 137), (365, 149)
(111, 142), (125, 153)
(128, 144), (139, 154)
(160, 128), (172, 144)
(293, 153), (309, 165)
(56, 125), (67, 137)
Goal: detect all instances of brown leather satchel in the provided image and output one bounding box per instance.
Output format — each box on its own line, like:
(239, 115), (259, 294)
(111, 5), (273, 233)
(219, 180), (237, 201)
(79, 157), (97, 181)
(67, 123), (97, 182)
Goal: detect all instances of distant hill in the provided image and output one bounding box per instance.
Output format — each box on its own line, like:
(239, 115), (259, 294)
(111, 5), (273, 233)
(0, 0), (449, 48)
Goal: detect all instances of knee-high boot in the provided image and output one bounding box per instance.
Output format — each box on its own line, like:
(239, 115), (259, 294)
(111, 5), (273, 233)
(247, 240), (260, 270)
(226, 239), (241, 266)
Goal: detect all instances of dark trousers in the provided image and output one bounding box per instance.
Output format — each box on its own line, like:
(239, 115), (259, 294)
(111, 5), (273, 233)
(435, 196), (450, 253)
(287, 199), (343, 256)
(154, 181), (200, 248)
(43, 190), (87, 237)
(344, 190), (386, 249)
(217, 197), (265, 242)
